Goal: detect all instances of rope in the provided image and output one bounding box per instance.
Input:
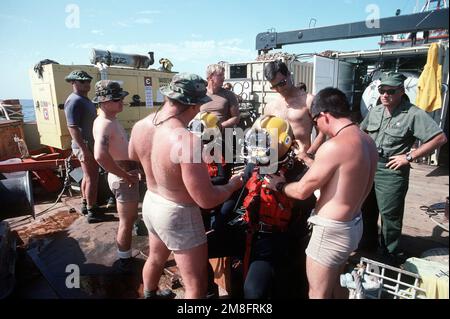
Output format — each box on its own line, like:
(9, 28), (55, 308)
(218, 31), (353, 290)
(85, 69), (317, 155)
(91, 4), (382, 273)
(36, 156), (73, 215)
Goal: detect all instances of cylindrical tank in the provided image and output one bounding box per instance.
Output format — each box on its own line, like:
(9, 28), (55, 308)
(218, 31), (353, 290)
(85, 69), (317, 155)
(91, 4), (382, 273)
(0, 171), (34, 220)
(90, 49), (154, 69)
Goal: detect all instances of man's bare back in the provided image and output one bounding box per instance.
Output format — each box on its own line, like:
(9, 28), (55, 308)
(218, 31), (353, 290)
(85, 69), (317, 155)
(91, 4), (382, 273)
(129, 110), (243, 208)
(312, 126), (378, 221)
(266, 121), (377, 222)
(129, 114), (198, 205)
(264, 89), (316, 152)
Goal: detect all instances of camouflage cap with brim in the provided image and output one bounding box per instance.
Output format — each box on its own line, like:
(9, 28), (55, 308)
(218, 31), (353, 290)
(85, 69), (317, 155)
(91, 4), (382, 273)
(65, 70), (93, 82)
(92, 80), (129, 103)
(160, 73), (211, 106)
(378, 71), (406, 88)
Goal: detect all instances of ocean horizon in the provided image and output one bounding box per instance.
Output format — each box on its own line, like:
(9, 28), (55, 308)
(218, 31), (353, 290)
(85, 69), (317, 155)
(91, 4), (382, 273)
(0, 99), (36, 122)
(20, 99), (35, 122)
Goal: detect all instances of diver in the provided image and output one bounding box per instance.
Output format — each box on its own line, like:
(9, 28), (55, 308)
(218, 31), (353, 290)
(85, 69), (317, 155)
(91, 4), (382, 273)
(204, 115), (312, 299)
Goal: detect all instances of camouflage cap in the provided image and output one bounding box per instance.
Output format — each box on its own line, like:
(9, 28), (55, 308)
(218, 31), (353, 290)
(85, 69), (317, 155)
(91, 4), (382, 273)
(378, 72), (406, 88)
(65, 70), (93, 82)
(160, 73), (211, 106)
(92, 80), (129, 103)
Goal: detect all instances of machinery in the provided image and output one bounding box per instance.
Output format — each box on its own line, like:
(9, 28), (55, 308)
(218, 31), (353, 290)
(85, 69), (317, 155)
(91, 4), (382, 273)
(223, 55), (313, 118)
(29, 51), (176, 150)
(0, 51), (177, 221)
(226, 6), (449, 165)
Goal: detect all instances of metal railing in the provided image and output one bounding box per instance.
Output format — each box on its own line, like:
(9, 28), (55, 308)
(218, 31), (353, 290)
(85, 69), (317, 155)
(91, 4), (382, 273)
(0, 104), (24, 121)
(341, 257), (427, 299)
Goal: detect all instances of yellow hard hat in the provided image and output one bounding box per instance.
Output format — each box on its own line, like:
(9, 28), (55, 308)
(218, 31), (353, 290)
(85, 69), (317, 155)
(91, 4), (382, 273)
(188, 111), (220, 139)
(246, 115), (294, 162)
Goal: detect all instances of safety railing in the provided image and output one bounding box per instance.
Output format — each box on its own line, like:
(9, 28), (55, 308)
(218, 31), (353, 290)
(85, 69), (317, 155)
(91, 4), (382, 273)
(341, 257), (427, 299)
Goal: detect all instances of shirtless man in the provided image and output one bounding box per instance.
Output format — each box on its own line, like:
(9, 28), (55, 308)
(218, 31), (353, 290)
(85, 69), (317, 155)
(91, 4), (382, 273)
(129, 73), (243, 299)
(92, 80), (139, 271)
(266, 88), (378, 299)
(263, 60), (325, 154)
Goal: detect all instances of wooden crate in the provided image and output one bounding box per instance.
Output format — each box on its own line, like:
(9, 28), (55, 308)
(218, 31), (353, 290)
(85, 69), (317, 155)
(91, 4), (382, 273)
(0, 120), (24, 161)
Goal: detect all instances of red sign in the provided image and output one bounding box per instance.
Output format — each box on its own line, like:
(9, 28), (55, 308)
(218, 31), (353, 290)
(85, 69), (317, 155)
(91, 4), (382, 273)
(41, 101), (49, 120)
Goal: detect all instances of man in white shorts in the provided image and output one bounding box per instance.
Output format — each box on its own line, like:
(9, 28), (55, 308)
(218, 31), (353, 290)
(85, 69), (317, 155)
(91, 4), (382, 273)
(266, 87), (378, 298)
(129, 73), (243, 299)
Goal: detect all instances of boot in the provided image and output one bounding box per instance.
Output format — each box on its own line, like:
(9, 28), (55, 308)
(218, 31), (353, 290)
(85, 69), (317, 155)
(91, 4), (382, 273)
(81, 199), (88, 215)
(144, 289), (176, 299)
(87, 207), (104, 224)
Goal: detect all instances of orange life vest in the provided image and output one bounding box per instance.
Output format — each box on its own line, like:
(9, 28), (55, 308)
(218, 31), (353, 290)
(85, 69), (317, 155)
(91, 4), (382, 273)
(207, 156), (226, 178)
(242, 170), (293, 231)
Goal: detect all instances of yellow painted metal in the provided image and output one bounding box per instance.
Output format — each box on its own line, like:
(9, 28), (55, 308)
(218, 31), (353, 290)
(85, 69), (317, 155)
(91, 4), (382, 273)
(29, 64), (174, 149)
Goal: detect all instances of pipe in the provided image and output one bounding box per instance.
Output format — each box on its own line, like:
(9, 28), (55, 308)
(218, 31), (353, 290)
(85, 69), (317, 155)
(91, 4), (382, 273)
(90, 49), (155, 69)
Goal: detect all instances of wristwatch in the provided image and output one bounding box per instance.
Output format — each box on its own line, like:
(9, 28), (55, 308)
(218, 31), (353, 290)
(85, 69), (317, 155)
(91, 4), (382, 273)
(275, 182), (287, 194)
(406, 151), (413, 162)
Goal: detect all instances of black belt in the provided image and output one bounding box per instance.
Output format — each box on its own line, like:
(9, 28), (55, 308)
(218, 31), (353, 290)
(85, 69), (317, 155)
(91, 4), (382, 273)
(256, 221), (286, 233)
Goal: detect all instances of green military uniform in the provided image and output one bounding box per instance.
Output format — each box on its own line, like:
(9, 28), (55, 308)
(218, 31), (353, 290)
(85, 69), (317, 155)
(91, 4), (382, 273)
(360, 98), (443, 254)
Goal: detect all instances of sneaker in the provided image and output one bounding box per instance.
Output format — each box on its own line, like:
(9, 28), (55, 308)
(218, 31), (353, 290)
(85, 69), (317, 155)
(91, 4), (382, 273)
(144, 289), (176, 299)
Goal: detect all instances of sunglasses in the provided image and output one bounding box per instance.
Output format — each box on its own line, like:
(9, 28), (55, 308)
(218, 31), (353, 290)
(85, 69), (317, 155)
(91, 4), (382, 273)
(77, 80), (91, 84)
(270, 78), (288, 90)
(312, 113), (322, 126)
(378, 88), (399, 95)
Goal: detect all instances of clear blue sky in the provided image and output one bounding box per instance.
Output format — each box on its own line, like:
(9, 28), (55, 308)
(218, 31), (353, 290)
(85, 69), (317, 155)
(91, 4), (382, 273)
(0, 0), (426, 98)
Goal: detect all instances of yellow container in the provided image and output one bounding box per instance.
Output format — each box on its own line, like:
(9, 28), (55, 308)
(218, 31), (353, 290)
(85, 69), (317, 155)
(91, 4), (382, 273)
(29, 64), (174, 150)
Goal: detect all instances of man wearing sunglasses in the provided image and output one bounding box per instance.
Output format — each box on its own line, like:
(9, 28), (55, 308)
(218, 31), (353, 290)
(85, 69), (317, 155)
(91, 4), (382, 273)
(64, 70), (101, 220)
(92, 81), (141, 272)
(359, 71), (447, 263)
(265, 88), (378, 298)
(263, 60), (326, 156)
(263, 62), (326, 228)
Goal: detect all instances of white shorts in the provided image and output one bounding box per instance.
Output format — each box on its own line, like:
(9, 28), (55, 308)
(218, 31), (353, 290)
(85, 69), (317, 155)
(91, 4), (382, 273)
(142, 190), (206, 251)
(306, 211), (363, 268)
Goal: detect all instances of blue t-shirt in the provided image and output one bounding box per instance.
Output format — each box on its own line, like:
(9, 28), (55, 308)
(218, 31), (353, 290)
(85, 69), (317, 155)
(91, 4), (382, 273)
(64, 92), (97, 149)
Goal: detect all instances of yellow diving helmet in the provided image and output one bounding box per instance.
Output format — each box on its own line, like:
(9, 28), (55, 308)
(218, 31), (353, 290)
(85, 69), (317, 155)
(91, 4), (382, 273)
(244, 115), (293, 164)
(187, 111), (221, 140)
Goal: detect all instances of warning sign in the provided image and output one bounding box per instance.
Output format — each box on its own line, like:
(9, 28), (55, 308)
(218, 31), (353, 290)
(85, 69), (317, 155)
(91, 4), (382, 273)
(144, 77), (153, 108)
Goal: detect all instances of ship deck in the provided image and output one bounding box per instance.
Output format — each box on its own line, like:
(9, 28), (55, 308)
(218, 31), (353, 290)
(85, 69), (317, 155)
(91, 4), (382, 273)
(4, 163), (449, 299)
